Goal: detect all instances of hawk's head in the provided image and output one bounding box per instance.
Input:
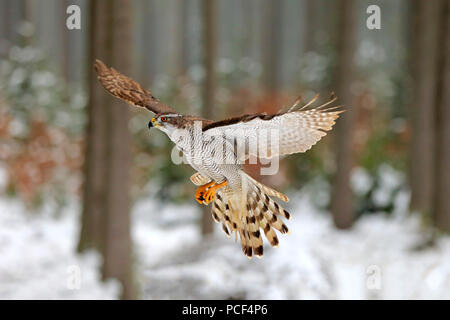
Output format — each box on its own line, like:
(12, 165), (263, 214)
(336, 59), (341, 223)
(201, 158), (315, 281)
(149, 113), (212, 136)
(148, 113), (189, 135)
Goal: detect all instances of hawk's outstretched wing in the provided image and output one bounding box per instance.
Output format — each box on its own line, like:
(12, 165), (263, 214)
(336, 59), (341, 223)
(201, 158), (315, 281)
(203, 94), (343, 159)
(94, 59), (177, 115)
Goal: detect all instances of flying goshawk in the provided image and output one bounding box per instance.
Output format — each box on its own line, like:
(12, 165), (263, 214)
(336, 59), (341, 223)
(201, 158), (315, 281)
(94, 59), (343, 258)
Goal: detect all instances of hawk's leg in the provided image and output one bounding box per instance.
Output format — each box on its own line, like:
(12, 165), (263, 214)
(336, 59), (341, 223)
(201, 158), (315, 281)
(203, 181), (227, 205)
(195, 181), (215, 204)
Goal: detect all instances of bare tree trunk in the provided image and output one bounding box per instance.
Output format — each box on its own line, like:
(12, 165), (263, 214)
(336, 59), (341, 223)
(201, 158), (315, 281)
(330, 0), (357, 229)
(18, 0), (32, 46)
(261, 0), (282, 92)
(0, 0), (11, 44)
(303, 0), (316, 53)
(433, 0), (450, 232)
(200, 0), (217, 235)
(241, 0), (254, 59)
(409, 0), (441, 220)
(178, 0), (190, 75)
(60, 0), (71, 84)
(102, 0), (134, 300)
(138, 0), (155, 85)
(78, 0), (135, 300)
(78, 0), (109, 254)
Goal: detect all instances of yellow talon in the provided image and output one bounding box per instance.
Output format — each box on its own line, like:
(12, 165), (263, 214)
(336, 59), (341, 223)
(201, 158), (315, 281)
(195, 181), (215, 204)
(201, 181), (227, 205)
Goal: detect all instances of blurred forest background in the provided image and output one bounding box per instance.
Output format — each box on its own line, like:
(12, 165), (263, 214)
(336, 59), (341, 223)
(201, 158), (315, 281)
(0, 0), (449, 300)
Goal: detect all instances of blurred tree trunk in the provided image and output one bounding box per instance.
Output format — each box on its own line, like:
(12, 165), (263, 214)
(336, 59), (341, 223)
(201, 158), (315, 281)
(178, 0), (190, 75)
(138, 0), (155, 85)
(200, 0), (217, 235)
(433, 0), (450, 232)
(78, 0), (135, 299)
(261, 0), (282, 92)
(241, 0), (254, 60)
(3, 0), (27, 45)
(0, 0), (10, 45)
(78, 0), (107, 254)
(330, 0), (357, 229)
(303, 0), (316, 53)
(60, 0), (71, 84)
(18, 0), (31, 46)
(409, 0), (441, 221)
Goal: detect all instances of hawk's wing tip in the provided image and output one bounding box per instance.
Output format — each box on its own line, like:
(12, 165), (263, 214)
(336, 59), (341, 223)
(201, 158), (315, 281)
(93, 59), (108, 74)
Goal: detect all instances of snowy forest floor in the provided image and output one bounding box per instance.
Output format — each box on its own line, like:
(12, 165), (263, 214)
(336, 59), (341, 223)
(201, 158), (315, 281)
(1, 174), (450, 299)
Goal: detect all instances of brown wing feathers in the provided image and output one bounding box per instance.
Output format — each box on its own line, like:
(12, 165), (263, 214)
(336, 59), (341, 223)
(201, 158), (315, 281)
(94, 58), (341, 128)
(202, 113), (278, 132)
(94, 59), (177, 115)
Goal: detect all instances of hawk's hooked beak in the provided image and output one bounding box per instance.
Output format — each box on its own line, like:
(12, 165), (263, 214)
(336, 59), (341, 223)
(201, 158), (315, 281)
(149, 117), (160, 129)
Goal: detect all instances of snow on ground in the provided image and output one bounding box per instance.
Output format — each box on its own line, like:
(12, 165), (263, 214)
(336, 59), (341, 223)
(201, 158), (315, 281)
(0, 198), (119, 299)
(134, 191), (450, 300)
(0, 166), (449, 299)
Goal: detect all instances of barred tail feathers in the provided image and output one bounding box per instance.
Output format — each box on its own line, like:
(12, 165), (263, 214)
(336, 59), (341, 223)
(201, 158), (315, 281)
(211, 173), (290, 258)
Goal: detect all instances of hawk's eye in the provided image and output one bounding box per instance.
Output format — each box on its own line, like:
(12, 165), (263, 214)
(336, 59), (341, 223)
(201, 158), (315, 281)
(161, 117), (167, 122)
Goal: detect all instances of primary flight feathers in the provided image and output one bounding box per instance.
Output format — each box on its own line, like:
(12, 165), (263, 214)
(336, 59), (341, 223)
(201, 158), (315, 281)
(94, 59), (177, 115)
